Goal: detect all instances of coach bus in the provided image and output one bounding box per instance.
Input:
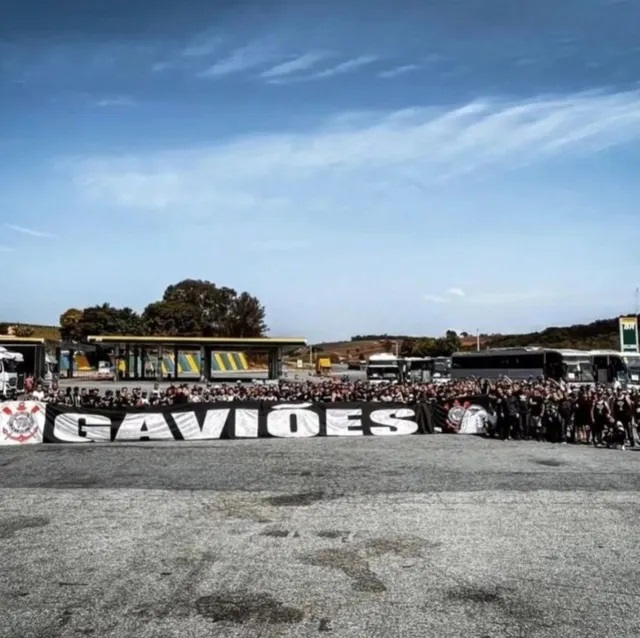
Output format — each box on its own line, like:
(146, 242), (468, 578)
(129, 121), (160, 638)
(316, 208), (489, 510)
(404, 357), (435, 382)
(366, 353), (403, 383)
(450, 347), (628, 385)
(623, 353), (640, 387)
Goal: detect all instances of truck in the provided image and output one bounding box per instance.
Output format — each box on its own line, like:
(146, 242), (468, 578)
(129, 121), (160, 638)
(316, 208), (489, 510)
(0, 347), (25, 397)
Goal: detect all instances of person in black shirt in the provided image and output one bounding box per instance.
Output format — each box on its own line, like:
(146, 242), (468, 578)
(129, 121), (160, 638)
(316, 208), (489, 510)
(612, 391), (634, 447)
(494, 390), (509, 440)
(591, 394), (610, 446)
(504, 389), (521, 440)
(528, 391), (545, 441)
(558, 393), (574, 443)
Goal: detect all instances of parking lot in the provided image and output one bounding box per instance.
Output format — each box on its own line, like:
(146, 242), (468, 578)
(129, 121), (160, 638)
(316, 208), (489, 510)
(2, 435), (640, 637)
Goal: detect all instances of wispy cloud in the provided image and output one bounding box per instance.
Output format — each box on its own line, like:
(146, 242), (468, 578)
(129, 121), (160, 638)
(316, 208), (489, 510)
(261, 52), (328, 79)
(95, 96), (135, 108)
(5, 224), (53, 238)
(68, 90), (640, 217)
(0, 245), (14, 252)
(182, 35), (223, 58)
(425, 288), (465, 303)
(425, 288), (551, 305)
(378, 64), (420, 79)
(312, 55), (378, 79)
(197, 42), (274, 78)
(424, 294), (447, 303)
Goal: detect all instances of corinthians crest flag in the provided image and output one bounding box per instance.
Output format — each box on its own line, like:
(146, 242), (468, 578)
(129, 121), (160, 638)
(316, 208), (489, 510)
(0, 401), (44, 445)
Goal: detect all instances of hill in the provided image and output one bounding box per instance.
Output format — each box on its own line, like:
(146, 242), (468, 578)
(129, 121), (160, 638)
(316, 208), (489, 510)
(320, 315), (633, 358)
(482, 316), (624, 351)
(0, 323), (61, 342)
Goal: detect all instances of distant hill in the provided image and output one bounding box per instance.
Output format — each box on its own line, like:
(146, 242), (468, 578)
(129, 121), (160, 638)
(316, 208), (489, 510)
(0, 323), (61, 342)
(482, 316), (627, 351)
(321, 315), (633, 357)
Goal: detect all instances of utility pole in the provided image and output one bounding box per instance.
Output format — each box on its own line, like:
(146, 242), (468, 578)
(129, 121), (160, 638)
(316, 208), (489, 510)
(309, 344), (313, 367)
(635, 287), (639, 316)
(476, 329), (480, 352)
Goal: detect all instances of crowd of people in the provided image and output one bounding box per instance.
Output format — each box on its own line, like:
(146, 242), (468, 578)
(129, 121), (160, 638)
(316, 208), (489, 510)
(16, 374), (640, 449)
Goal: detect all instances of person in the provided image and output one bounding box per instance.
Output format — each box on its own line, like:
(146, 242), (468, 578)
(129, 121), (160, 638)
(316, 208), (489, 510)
(612, 391), (634, 448)
(527, 390), (545, 441)
(591, 393), (610, 447)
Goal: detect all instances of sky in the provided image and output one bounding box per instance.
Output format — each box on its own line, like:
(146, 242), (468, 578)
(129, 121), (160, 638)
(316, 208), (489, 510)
(1, 0), (640, 342)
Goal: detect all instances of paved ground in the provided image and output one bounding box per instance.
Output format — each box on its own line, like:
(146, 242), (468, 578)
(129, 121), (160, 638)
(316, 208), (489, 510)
(2, 436), (640, 637)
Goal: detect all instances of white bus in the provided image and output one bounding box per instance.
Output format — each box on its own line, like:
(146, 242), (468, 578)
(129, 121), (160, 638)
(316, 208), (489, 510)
(366, 353), (403, 383)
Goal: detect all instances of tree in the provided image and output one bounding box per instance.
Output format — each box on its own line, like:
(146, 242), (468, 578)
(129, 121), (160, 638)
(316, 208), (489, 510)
(75, 304), (144, 341)
(222, 292), (267, 338)
(60, 308), (84, 342)
(142, 300), (201, 336)
(162, 279), (238, 336)
(0, 323), (9, 335)
(13, 324), (34, 337)
(143, 279), (267, 337)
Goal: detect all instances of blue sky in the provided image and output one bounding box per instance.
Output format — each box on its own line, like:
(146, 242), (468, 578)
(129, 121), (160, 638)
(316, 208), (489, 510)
(1, 0), (640, 342)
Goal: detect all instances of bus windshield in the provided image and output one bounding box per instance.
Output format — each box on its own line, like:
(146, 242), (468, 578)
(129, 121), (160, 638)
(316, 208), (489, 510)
(367, 366), (400, 380)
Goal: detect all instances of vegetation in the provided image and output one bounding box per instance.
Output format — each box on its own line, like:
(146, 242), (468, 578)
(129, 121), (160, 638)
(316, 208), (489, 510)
(348, 315), (634, 357)
(59, 279), (267, 343)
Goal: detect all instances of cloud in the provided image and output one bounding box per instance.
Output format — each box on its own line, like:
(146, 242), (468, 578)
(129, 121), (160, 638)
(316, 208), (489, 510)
(446, 288), (465, 297)
(5, 224), (53, 238)
(182, 35), (223, 58)
(261, 52), (329, 79)
(197, 42), (274, 78)
(378, 64), (420, 79)
(424, 294), (448, 303)
(95, 96), (135, 107)
(0, 246), (14, 252)
(67, 89), (640, 216)
(312, 55), (378, 78)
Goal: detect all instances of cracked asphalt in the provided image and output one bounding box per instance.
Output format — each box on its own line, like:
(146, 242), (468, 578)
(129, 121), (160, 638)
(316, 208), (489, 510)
(1, 436), (640, 637)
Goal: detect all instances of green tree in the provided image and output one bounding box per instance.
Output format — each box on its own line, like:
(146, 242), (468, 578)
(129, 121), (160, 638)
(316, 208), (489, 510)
(76, 304), (144, 340)
(162, 279), (238, 335)
(222, 291), (267, 337)
(60, 308), (84, 342)
(142, 300), (201, 336)
(143, 279), (267, 337)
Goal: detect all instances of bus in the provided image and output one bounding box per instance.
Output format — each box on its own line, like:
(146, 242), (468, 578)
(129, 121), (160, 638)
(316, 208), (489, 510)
(623, 353), (640, 386)
(450, 347), (627, 385)
(366, 353), (403, 383)
(432, 356), (451, 383)
(404, 357), (435, 382)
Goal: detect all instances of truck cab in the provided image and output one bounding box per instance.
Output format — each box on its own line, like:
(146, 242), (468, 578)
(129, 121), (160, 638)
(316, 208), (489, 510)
(0, 347), (25, 397)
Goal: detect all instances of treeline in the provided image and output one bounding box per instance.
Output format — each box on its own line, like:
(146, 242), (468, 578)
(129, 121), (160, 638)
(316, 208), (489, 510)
(353, 315), (632, 355)
(59, 279), (267, 343)
(483, 317), (627, 351)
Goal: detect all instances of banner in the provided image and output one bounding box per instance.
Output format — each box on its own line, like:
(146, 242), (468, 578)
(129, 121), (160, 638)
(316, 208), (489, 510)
(0, 401), (45, 445)
(43, 402), (431, 442)
(430, 395), (495, 435)
(619, 316), (639, 353)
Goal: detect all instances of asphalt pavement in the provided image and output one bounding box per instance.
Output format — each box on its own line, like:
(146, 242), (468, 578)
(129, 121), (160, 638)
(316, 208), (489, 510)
(2, 436), (640, 637)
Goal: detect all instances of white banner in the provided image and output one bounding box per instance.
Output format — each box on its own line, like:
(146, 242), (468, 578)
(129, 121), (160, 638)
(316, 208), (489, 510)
(0, 401), (45, 445)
